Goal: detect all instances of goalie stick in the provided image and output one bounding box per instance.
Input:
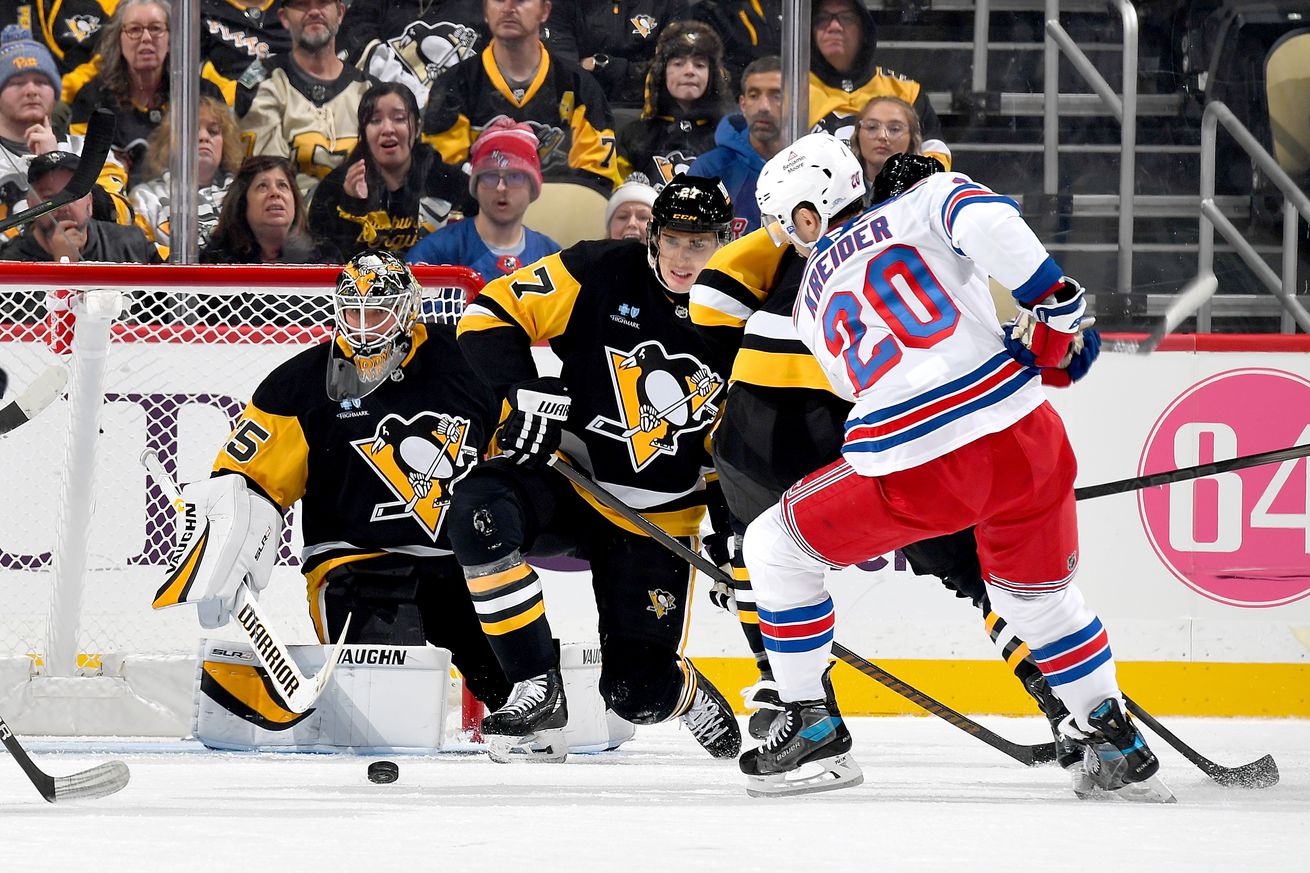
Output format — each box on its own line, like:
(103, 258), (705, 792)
(0, 364), (68, 435)
(0, 108), (116, 236)
(0, 712), (129, 802)
(140, 450), (351, 714)
(546, 457), (1055, 766)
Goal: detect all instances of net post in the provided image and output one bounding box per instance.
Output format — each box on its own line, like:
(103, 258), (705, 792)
(45, 291), (122, 677)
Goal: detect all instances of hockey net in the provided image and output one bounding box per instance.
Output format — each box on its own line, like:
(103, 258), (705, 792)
(0, 263), (484, 737)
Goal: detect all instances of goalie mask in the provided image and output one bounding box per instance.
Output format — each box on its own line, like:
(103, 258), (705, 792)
(647, 173), (734, 292)
(328, 251), (422, 402)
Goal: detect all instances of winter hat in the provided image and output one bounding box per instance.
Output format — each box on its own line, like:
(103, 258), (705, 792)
(0, 26), (61, 95)
(604, 175), (657, 229)
(469, 117), (543, 199)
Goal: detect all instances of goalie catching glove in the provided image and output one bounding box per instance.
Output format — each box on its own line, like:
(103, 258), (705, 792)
(152, 474), (282, 629)
(497, 377), (571, 469)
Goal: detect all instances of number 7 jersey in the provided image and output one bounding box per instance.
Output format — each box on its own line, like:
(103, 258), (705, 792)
(793, 171), (1068, 476)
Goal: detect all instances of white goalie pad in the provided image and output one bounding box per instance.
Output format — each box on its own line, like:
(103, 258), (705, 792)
(194, 641), (452, 753)
(559, 642), (635, 754)
(152, 475), (282, 629)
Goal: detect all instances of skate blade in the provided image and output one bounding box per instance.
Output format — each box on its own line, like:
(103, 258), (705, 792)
(1073, 773), (1176, 804)
(745, 754), (864, 798)
(484, 729), (568, 764)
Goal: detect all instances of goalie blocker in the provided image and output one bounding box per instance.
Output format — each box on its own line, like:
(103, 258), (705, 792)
(195, 640), (635, 753)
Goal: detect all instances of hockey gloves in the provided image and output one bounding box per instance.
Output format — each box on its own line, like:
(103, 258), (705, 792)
(704, 531), (737, 613)
(1041, 325), (1101, 387)
(497, 377), (571, 469)
(152, 473), (282, 629)
(1004, 277), (1088, 369)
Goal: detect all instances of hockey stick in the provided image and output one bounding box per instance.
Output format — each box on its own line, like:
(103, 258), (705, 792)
(547, 456), (1055, 766)
(140, 450), (350, 714)
(0, 364), (68, 435)
(1124, 696), (1279, 788)
(0, 712), (129, 802)
(1075, 443), (1310, 501)
(0, 108), (116, 235)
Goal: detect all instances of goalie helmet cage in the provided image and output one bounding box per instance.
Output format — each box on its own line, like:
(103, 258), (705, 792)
(0, 263), (485, 738)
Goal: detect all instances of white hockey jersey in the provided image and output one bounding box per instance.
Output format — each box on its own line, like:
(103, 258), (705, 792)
(793, 171), (1066, 476)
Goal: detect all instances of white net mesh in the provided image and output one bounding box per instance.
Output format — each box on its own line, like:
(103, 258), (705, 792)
(0, 264), (481, 673)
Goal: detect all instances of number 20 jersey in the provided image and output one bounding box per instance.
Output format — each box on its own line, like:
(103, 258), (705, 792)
(793, 172), (1068, 477)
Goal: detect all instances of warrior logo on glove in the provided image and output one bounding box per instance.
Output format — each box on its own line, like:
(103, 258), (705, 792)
(350, 411), (478, 540)
(587, 340), (724, 472)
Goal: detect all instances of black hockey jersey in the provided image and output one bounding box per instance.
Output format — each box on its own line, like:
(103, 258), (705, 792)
(422, 47), (621, 191)
(212, 324), (498, 581)
(457, 240), (731, 536)
(199, 0), (292, 107)
(307, 142), (468, 260)
(16, 0), (110, 75)
(554, 0), (690, 106)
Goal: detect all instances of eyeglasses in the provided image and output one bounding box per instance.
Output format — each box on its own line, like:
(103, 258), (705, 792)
(122, 23), (167, 40)
(858, 120), (909, 138)
(814, 11), (859, 29)
(476, 171), (530, 190)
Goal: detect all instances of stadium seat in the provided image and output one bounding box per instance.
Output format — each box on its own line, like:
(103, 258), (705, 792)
(1265, 28), (1310, 182)
(525, 182), (609, 249)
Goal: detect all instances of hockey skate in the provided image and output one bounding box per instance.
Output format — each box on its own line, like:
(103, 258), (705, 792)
(1064, 698), (1175, 803)
(739, 665), (863, 798)
(1022, 672), (1083, 770)
(481, 668), (569, 763)
(682, 663), (742, 758)
(741, 677), (785, 740)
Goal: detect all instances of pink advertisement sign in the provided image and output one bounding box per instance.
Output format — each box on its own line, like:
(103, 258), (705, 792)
(1138, 368), (1310, 608)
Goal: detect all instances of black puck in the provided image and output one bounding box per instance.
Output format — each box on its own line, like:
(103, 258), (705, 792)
(367, 760), (399, 784)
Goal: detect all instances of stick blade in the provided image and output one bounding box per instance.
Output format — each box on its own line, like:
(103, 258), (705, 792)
(1209, 754), (1279, 789)
(50, 760), (130, 802)
(17, 364), (68, 419)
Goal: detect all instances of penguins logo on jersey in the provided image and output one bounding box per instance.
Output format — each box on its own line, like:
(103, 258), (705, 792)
(651, 151), (696, 186)
(646, 589), (676, 619)
(350, 412), (477, 541)
(587, 340), (723, 472)
(65, 14), (102, 44)
(395, 20), (478, 81)
(630, 15), (658, 39)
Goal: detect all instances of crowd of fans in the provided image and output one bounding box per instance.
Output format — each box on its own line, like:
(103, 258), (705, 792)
(0, 0), (952, 272)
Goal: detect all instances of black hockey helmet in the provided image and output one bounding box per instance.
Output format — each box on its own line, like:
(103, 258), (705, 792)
(871, 153), (945, 204)
(647, 173), (734, 287)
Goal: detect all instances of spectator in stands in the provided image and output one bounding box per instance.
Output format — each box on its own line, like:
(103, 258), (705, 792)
(309, 82), (469, 260)
(24, 0), (115, 83)
(690, 0), (780, 92)
(0, 150), (161, 263)
(406, 118), (558, 279)
(617, 20), (731, 188)
(562, 0), (691, 107)
(848, 95), (926, 201)
(240, 0), (375, 198)
(0, 25), (132, 231)
(687, 55), (781, 235)
(604, 176), (656, 242)
(422, 0), (622, 193)
(807, 0), (950, 169)
(340, 0), (486, 110)
(67, 0), (225, 189)
(201, 155), (338, 263)
(197, 0), (292, 108)
(130, 96), (244, 259)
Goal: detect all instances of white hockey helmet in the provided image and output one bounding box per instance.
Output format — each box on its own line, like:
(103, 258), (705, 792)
(755, 132), (866, 249)
(327, 250), (423, 401)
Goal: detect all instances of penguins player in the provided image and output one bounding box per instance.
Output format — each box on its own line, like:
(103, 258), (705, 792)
(154, 251), (511, 724)
(450, 174), (742, 762)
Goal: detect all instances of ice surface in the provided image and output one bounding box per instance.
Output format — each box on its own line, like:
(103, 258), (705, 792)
(3, 715), (1307, 872)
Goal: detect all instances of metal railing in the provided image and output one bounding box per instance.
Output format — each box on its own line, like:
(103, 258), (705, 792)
(1195, 101), (1310, 334)
(1044, 0), (1138, 303)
